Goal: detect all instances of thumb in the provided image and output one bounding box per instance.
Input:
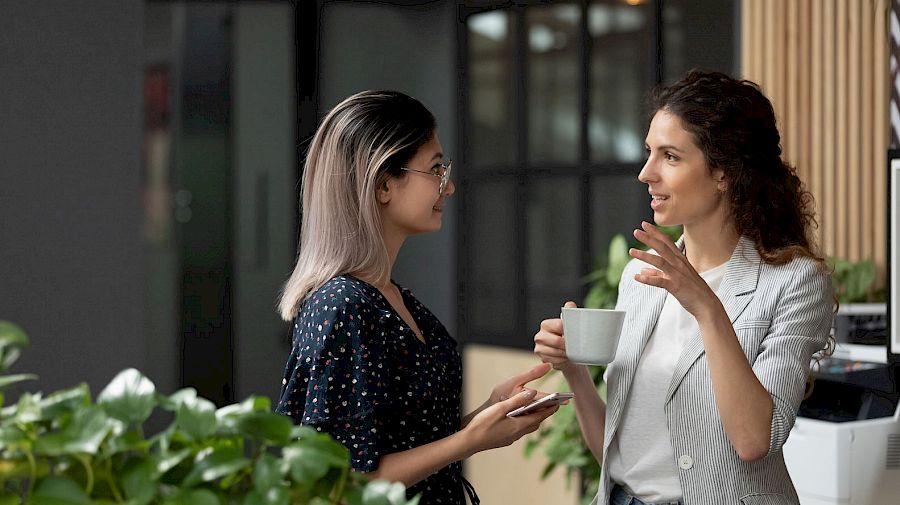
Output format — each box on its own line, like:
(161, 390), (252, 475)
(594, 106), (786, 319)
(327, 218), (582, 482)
(502, 389), (538, 410)
(563, 301), (578, 308)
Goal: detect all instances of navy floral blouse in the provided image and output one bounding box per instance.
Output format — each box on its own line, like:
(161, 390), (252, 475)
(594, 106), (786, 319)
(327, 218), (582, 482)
(276, 275), (476, 504)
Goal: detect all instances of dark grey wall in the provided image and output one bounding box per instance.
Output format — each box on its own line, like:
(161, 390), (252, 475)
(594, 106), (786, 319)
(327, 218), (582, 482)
(318, 0), (459, 334)
(0, 1), (147, 394)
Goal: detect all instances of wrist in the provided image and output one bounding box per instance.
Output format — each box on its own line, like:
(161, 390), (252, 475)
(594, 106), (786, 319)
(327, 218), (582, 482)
(694, 296), (728, 327)
(454, 425), (479, 459)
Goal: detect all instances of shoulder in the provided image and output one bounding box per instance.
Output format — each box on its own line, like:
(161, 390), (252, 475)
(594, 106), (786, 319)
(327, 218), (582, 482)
(759, 254), (830, 290)
(298, 276), (380, 322)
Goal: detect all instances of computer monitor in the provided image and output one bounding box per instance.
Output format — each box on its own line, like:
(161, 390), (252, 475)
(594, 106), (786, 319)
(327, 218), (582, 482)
(888, 149), (900, 356)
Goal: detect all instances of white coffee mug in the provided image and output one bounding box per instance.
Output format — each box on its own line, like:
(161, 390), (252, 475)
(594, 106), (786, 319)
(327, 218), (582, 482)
(561, 307), (626, 365)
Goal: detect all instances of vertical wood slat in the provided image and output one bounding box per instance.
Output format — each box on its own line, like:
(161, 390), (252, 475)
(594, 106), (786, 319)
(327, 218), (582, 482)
(742, 0), (890, 277)
(875, 0), (889, 271)
(810, 0), (824, 252)
(849, 2), (861, 262)
(824, 0), (837, 258)
(862, 0), (875, 264)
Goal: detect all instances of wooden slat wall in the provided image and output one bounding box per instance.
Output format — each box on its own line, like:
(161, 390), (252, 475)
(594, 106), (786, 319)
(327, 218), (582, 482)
(741, 0), (890, 276)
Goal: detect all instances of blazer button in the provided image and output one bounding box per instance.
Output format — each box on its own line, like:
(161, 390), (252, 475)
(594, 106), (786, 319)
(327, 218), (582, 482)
(677, 455), (694, 470)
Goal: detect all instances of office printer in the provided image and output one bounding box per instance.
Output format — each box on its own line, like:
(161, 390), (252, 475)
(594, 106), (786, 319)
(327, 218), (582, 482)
(783, 303), (900, 505)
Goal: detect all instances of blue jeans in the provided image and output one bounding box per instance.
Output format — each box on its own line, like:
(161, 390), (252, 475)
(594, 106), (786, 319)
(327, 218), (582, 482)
(609, 484), (684, 505)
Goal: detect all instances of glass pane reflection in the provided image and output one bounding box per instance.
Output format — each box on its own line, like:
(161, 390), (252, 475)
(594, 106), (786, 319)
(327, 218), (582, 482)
(526, 176), (582, 334)
(527, 4), (580, 165)
(468, 10), (516, 168)
(469, 181), (517, 339)
(589, 0), (653, 163)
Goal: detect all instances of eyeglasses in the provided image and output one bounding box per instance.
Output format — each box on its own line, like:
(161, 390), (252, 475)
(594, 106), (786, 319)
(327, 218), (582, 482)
(400, 160), (453, 195)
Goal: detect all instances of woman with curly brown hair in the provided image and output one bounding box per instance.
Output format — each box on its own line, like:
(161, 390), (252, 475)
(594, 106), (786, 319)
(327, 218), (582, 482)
(534, 70), (834, 505)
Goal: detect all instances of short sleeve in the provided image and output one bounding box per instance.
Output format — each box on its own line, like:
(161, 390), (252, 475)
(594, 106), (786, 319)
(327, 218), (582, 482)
(277, 280), (391, 471)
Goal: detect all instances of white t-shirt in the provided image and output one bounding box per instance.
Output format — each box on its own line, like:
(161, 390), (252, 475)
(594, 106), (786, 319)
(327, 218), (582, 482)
(606, 261), (728, 502)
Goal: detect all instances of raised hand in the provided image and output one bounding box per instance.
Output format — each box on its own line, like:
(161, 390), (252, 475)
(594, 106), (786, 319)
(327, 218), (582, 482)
(628, 221), (719, 318)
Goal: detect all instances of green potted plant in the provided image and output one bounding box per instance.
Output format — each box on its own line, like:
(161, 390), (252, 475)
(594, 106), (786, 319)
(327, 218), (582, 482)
(827, 257), (882, 304)
(0, 321), (417, 505)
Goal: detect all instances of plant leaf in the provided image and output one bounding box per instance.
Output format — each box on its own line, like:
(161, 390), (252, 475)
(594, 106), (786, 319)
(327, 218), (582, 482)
(158, 388), (198, 411)
(606, 234), (630, 286)
(30, 476), (91, 505)
(34, 405), (113, 455)
(98, 369), (156, 424)
(176, 395), (217, 441)
(237, 412), (293, 445)
(183, 446), (251, 487)
(0, 374), (37, 389)
(361, 480), (410, 505)
(253, 453), (284, 493)
(122, 458), (159, 505)
(0, 322), (28, 373)
(37, 384), (90, 420)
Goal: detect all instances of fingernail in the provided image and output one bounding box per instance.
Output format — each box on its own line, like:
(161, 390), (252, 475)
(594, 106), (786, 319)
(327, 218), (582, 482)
(523, 389), (536, 398)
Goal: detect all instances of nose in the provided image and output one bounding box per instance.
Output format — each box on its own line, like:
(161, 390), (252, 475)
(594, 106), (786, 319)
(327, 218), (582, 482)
(443, 178), (456, 197)
(638, 156), (657, 184)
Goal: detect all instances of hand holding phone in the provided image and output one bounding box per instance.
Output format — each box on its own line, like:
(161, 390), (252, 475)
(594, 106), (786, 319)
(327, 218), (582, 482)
(506, 392), (574, 417)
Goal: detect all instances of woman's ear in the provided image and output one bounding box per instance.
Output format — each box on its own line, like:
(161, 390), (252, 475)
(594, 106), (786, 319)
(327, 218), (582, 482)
(376, 178), (393, 204)
(713, 169), (727, 192)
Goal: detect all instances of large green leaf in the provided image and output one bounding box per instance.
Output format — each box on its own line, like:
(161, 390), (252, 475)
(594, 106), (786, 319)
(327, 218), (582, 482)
(176, 395), (217, 441)
(215, 396), (272, 435)
(30, 476), (91, 505)
(282, 433), (348, 484)
(253, 453), (284, 493)
(0, 322), (28, 373)
(97, 369), (156, 424)
(237, 412), (292, 445)
(121, 458), (159, 505)
(158, 388), (198, 412)
(37, 384), (90, 420)
(34, 405), (113, 455)
(183, 446), (251, 487)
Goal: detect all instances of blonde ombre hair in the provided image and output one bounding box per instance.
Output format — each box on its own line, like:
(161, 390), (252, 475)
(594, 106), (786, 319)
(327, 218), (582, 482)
(278, 91), (436, 321)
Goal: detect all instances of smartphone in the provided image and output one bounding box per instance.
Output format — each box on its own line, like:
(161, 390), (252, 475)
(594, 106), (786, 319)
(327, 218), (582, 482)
(506, 392), (574, 417)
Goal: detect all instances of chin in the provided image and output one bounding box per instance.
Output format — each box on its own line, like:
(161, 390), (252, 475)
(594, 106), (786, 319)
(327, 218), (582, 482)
(652, 212), (673, 226)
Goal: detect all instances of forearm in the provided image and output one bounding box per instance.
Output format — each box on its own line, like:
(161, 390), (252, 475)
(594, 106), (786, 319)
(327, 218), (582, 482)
(366, 430), (473, 487)
(697, 305), (773, 461)
(562, 364), (606, 462)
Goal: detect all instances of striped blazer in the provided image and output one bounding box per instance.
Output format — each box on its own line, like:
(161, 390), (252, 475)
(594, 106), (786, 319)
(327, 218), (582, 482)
(591, 236), (833, 505)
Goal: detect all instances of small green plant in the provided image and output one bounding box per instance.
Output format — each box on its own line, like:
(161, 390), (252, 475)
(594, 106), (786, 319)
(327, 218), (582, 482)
(0, 321), (417, 505)
(524, 226), (682, 504)
(827, 257), (883, 304)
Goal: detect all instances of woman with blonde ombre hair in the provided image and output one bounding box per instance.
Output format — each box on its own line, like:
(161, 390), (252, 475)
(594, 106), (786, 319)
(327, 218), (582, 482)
(276, 90), (560, 504)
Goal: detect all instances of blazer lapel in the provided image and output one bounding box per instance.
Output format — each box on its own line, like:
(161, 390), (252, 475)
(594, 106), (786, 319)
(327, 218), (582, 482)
(603, 239), (675, 451)
(664, 236), (761, 405)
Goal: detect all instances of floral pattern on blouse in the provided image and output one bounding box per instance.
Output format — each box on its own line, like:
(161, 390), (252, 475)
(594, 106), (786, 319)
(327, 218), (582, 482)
(276, 275), (470, 504)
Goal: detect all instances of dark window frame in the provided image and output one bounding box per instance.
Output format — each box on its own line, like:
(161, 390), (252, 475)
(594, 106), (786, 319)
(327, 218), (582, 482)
(457, 0), (664, 349)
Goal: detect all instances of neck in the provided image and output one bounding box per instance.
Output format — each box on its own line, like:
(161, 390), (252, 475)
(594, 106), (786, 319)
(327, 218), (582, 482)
(365, 222), (406, 290)
(682, 217), (740, 273)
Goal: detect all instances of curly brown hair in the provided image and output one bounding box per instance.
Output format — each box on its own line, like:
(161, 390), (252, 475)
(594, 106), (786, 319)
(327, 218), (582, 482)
(646, 69), (824, 268)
